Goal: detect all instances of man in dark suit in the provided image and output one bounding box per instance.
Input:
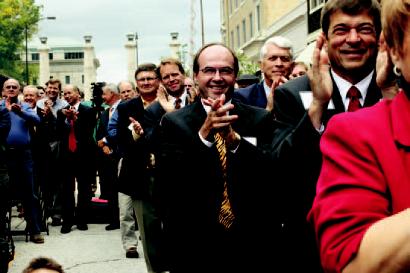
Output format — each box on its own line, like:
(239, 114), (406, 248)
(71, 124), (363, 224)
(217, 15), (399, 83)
(95, 83), (120, 230)
(234, 35), (294, 110)
(23, 85), (57, 233)
(57, 84), (97, 234)
(156, 43), (291, 272)
(272, 0), (384, 272)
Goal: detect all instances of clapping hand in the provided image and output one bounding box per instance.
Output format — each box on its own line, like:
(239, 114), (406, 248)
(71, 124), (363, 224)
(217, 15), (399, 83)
(266, 76), (288, 111)
(307, 32), (332, 129)
(42, 99), (53, 115)
(157, 84), (175, 113)
(129, 117), (144, 135)
(63, 107), (78, 121)
(200, 94), (238, 141)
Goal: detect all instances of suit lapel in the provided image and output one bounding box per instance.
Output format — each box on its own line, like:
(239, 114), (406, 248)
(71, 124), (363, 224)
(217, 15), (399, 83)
(364, 75), (382, 107)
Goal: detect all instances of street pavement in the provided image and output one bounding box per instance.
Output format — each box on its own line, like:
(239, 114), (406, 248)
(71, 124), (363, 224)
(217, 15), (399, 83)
(7, 213), (148, 273)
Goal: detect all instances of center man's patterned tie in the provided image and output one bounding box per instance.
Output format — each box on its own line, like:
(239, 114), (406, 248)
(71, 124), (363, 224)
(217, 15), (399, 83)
(214, 132), (235, 229)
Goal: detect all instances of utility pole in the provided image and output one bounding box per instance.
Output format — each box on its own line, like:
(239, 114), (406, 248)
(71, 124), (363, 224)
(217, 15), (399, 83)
(200, 0), (204, 46)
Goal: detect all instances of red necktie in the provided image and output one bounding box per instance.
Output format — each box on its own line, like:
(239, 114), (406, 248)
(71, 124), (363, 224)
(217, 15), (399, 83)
(347, 86), (362, 112)
(68, 119), (77, 152)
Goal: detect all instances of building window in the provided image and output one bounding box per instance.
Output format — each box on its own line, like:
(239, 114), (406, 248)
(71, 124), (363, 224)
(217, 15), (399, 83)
(236, 25), (240, 48)
(235, 0), (238, 9)
(82, 75), (84, 84)
(242, 19), (246, 43)
(230, 30), (234, 50)
(256, 5), (261, 32)
(49, 53), (53, 60)
(64, 52), (84, 59)
(249, 13), (254, 38)
(31, 53), (39, 61)
(310, 0), (325, 12)
(229, 0), (232, 14)
(65, 75), (70, 84)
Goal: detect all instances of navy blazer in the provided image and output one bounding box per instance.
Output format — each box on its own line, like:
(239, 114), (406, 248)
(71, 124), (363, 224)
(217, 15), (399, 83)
(233, 82), (267, 108)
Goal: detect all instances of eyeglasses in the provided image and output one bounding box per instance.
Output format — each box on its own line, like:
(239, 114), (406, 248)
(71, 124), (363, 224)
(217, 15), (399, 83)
(5, 85), (18, 90)
(199, 67), (234, 76)
(266, 55), (292, 63)
(136, 77), (157, 83)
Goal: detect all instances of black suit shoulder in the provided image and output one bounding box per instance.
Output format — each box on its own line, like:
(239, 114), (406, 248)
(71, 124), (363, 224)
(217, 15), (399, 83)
(116, 97), (145, 154)
(274, 75), (311, 125)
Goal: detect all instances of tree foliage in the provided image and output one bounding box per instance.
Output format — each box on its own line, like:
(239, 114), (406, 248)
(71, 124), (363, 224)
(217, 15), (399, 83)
(0, 0), (40, 82)
(236, 51), (259, 76)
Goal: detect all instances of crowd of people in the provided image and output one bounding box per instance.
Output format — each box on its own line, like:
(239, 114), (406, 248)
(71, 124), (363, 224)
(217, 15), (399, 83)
(2, 0), (410, 272)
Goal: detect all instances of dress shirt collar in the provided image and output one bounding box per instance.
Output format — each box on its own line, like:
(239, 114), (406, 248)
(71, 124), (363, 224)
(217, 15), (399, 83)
(70, 102), (80, 111)
(171, 91), (188, 108)
(111, 99), (121, 112)
(331, 69), (374, 110)
(263, 80), (271, 99)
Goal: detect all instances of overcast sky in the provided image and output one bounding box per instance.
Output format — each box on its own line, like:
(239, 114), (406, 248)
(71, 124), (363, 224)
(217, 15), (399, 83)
(33, 0), (221, 83)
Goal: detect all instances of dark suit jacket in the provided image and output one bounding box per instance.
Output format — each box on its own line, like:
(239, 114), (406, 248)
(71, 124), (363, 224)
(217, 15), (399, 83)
(157, 98), (295, 272)
(274, 74), (382, 126)
(56, 103), (97, 161)
(95, 108), (109, 143)
(115, 96), (151, 198)
(272, 73), (383, 273)
(30, 107), (57, 155)
(233, 82), (267, 108)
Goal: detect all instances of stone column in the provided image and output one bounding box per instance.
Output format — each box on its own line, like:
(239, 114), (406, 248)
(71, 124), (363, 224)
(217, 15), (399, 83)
(169, 32), (181, 60)
(38, 37), (50, 86)
(83, 35), (96, 101)
(125, 33), (137, 84)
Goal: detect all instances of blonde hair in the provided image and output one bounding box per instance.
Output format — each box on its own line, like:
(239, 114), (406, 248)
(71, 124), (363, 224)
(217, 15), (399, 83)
(382, 0), (410, 57)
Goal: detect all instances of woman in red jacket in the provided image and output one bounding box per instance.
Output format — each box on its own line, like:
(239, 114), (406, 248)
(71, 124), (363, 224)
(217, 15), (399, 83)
(309, 0), (410, 272)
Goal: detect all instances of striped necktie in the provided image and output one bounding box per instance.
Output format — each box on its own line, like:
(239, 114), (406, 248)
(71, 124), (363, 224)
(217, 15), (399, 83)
(174, 98), (182, 109)
(214, 132), (235, 229)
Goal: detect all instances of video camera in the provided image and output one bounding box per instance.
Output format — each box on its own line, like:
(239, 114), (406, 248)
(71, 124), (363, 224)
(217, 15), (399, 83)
(91, 82), (106, 112)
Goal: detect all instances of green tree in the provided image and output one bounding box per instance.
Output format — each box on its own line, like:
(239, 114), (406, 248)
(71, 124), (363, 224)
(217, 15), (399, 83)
(0, 0), (40, 82)
(236, 51), (259, 76)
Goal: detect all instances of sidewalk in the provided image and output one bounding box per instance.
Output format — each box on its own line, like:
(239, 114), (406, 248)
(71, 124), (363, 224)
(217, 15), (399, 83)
(7, 209), (148, 273)
(9, 190), (147, 273)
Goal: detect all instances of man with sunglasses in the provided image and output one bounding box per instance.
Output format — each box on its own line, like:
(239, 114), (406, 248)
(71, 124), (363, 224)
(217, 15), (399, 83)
(234, 35), (294, 110)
